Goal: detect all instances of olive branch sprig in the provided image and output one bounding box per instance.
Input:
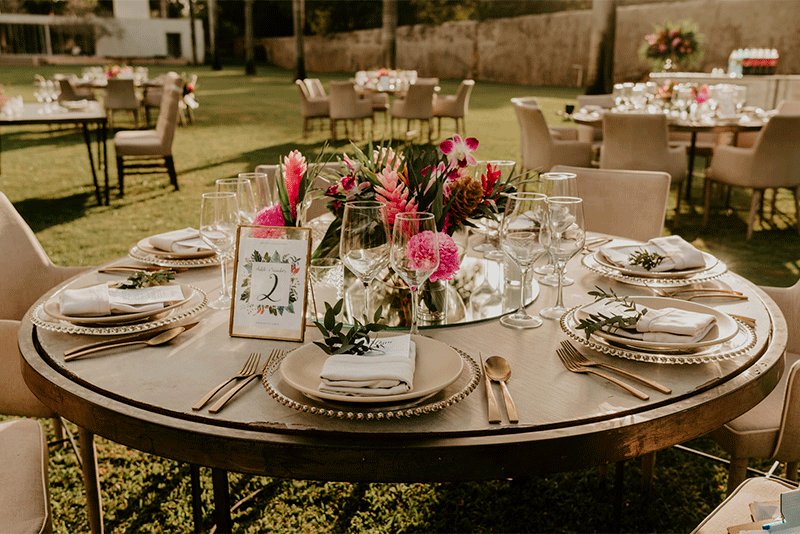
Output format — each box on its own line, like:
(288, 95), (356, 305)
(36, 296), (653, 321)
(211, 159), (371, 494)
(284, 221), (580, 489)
(313, 298), (389, 355)
(576, 286), (649, 340)
(118, 270), (176, 289)
(628, 249), (665, 271)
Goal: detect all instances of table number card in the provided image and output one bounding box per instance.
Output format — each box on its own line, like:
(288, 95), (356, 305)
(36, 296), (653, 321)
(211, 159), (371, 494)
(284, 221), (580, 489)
(229, 225), (311, 341)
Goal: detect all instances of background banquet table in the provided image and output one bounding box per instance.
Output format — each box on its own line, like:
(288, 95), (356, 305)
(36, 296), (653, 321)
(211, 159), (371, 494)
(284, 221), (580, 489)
(18, 234), (787, 532)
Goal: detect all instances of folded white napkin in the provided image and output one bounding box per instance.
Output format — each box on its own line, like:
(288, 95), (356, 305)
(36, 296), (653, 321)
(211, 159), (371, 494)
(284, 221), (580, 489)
(580, 300), (717, 343)
(318, 335), (416, 397)
(59, 283), (183, 316)
(599, 235), (705, 273)
(148, 227), (211, 254)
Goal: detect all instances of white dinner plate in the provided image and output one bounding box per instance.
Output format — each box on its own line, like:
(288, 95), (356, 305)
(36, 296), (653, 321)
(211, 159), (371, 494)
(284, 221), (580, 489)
(572, 296), (739, 352)
(280, 334), (464, 404)
(136, 237), (216, 260)
(42, 282), (193, 326)
(593, 246), (718, 279)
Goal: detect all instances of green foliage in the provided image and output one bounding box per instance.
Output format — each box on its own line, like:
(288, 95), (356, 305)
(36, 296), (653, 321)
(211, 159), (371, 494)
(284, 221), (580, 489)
(576, 286), (648, 340)
(117, 270), (175, 289)
(313, 298), (388, 355)
(629, 248), (666, 271)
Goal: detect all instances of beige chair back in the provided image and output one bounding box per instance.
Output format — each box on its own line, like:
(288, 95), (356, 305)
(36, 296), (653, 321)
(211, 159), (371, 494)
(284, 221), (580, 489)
(452, 80), (475, 118)
(104, 78), (139, 110)
(328, 81), (372, 120)
(600, 112), (687, 182)
(745, 115), (800, 189)
(149, 72), (182, 155)
(304, 78), (326, 98)
(393, 81), (436, 120)
(577, 94), (615, 109)
(0, 419), (51, 534)
(551, 165), (670, 242)
(511, 100), (552, 173)
(57, 78), (80, 102)
(253, 161), (349, 223)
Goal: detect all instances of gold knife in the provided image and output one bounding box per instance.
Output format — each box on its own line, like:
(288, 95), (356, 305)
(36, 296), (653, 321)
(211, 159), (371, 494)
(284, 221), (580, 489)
(98, 266), (188, 274)
(63, 321), (200, 358)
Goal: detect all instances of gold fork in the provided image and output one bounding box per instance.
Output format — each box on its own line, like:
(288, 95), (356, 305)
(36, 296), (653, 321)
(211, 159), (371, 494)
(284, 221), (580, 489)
(643, 281), (747, 301)
(560, 341), (671, 394)
(208, 348), (283, 414)
(192, 352), (260, 411)
(556, 347), (649, 400)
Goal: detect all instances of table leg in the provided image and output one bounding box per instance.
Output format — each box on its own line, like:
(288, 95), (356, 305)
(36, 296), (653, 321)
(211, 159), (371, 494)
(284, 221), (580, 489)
(211, 468), (232, 533)
(100, 121), (109, 205)
(81, 123), (103, 206)
(78, 427), (104, 534)
(685, 131), (697, 203)
(190, 464), (203, 534)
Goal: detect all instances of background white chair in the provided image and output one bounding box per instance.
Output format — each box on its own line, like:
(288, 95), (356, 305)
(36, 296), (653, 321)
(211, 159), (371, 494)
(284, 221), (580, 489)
(511, 98), (592, 174)
(551, 165), (670, 242)
(599, 112), (687, 224)
(391, 80), (437, 142)
(328, 81), (373, 141)
(711, 278), (800, 494)
(691, 477), (797, 534)
(114, 72), (182, 196)
(575, 94), (615, 156)
(433, 79), (475, 137)
(703, 114), (800, 239)
(57, 77), (95, 103)
(295, 79), (330, 139)
(103, 78), (141, 130)
(0, 419), (51, 534)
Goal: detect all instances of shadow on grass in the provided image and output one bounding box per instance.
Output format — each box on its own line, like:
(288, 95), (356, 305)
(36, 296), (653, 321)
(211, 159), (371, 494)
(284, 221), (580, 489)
(13, 193), (95, 233)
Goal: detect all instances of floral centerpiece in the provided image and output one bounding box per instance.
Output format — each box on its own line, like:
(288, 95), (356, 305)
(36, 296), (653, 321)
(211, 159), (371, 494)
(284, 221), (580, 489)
(105, 64), (133, 78)
(639, 19), (704, 72)
(254, 136), (519, 326)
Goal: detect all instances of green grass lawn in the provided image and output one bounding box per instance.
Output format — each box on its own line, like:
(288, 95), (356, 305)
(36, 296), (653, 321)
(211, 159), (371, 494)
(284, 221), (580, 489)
(1, 64), (798, 533)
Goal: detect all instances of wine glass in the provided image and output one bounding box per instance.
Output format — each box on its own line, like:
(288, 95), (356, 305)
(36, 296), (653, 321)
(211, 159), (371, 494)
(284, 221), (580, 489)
(535, 172), (577, 287)
(540, 197), (586, 320)
(498, 192), (548, 329)
(390, 212), (439, 336)
(200, 192), (240, 310)
(339, 201), (390, 322)
(216, 177), (257, 224)
(241, 172), (277, 213)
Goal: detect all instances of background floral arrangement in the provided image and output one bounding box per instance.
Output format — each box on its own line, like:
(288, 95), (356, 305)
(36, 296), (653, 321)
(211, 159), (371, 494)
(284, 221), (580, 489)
(105, 64), (133, 78)
(639, 19), (704, 71)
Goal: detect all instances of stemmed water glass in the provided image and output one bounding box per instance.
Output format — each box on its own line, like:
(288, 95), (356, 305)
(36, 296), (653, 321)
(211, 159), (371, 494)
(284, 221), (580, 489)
(535, 172), (577, 287)
(540, 197), (585, 320)
(339, 201), (390, 322)
(390, 212), (439, 336)
(241, 172), (277, 213)
(216, 177), (257, 224)
(200, 192), (240, 310)
(498, 192), (548, 329)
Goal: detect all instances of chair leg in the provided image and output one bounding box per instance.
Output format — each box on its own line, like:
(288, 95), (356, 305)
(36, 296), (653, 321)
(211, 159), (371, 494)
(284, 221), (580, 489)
(330, 118), (337, 141)
(787, 462), (799, 481)
(50, 416), (65, 447)
(727, 456), (749, 496)
(674, 180), (683, 226)
(794, 186), (800, 236)
(133, 109), (139, 129)
(165, 156), (178, 190)
(769, 188), (777, 221)
(116, 156), (125, 197)
(302, 117), (308, 139)
(747, 189), (763, 240)
(703, 177), (712, 228)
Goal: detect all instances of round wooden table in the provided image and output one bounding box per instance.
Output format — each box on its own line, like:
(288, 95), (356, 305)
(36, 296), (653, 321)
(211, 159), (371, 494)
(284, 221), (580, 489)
(18, 237), (787, 532)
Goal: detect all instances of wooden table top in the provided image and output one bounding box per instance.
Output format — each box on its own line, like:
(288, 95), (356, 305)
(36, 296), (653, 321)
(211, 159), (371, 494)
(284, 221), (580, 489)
(0, 102), (106, 125)
(19, 235), (786, 482)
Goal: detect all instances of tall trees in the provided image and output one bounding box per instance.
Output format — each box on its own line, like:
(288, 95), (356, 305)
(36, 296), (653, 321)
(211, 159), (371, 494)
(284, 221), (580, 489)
(293, 0), (306, 80)
(382, 0), (397, 69)
(586, 0), (617, 94)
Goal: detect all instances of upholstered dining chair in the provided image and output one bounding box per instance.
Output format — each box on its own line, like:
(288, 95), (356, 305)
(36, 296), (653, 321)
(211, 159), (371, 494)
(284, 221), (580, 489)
(736, 100), (800, 149)
(511, 98), (592, 174)
(599, 112), (688, 224)
(711, 278), (800, 495)
(57, 77), (95, 103)
(114, 72), (182, 196)
(328, 81), (373, 141)
(550, 165), (670, 242)
(576, 94), (615, 158)
(391, 80), (437, 142)
(691, 477), (797, 534)
(295, 79), (330, 138)
(0, 419), (51, 534)
(433, 79), (475, 137)
(303, 78), (327, 99)
(103, 78), (141, 130)
(703, 114), (800, 239)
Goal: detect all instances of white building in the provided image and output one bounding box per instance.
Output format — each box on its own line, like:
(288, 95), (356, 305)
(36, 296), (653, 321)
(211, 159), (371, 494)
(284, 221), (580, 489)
(0, 0), (203, 63)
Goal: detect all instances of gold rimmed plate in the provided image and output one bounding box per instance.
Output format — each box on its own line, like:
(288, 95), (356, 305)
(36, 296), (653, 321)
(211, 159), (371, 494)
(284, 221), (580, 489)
(135, 237), (215, 260)
(593, 246), (718, 279)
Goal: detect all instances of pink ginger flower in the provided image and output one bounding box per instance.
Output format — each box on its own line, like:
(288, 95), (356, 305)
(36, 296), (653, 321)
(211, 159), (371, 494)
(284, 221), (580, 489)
(439, 135), (479, 168)
(373, 146), (403, 171)
(405, 231), (460, 283)
(281, 150), (307, 218)
(481, 163), (502, 196)
(375, 166), (416, 226)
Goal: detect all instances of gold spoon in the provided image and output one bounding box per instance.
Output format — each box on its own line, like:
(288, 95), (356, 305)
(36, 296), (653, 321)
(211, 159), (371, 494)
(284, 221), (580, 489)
(64, 325), (189, 361)
(484, 356), (519, 423)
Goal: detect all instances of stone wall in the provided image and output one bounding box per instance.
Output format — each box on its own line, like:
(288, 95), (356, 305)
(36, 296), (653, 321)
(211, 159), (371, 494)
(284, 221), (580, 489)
(260, 0), (799, 85)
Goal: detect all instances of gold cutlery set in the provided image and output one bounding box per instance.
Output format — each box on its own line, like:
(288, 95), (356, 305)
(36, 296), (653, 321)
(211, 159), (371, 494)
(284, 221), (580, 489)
(481, 353), (519, 424)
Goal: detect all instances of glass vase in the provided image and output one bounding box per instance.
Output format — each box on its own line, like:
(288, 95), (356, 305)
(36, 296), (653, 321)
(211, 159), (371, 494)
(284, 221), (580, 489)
(418, 278), (448, 325)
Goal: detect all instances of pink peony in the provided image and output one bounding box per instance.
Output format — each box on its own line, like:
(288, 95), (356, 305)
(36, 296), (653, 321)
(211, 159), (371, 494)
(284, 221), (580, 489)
(254, 204), (285, 227)
(281, 150), (307, 218)
(439, 135), (479, 168)
(375, 166), (417, 226)
(405, 231), (460, 282)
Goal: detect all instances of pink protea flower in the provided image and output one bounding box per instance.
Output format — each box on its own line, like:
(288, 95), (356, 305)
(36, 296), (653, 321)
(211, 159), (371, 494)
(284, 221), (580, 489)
(281, 150), (307, 217)
(375, 166), (416, 226)
(439, 135), (479, 168)
(405, 231), (459, 282)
